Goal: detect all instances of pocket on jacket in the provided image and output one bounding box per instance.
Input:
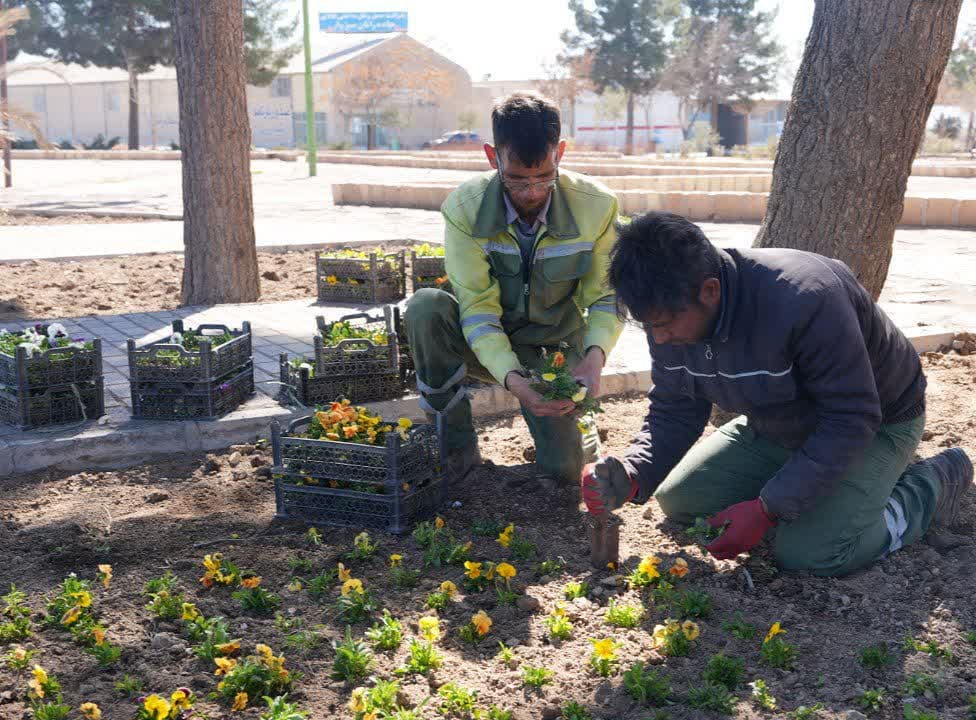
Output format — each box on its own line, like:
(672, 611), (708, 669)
(538, 250), (592, 308)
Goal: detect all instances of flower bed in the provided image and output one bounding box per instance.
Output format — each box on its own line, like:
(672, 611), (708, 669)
(271, 405), (446, 533)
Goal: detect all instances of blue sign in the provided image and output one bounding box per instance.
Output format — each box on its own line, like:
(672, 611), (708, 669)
(319, 11), (408, 33)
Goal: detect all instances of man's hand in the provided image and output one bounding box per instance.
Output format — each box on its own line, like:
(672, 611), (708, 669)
(705, 498), (776, 560)
(573, 346), (606, 399)
(580, 456), (637, 515)
(505, 372), (575, 417)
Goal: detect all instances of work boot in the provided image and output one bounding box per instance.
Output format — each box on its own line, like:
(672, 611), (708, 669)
(927, 448), (974, 527)
(446, 440), (482, 485)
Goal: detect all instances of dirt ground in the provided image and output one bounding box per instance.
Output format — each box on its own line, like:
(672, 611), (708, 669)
(0, 247), (404, 321)
(0, 353), (974, 720)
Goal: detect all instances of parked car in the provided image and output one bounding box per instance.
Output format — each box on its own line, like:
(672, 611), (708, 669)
(421, 130), (483, 151)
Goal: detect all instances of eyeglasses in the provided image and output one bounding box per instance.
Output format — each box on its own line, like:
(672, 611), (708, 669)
(496, 152), (559, 193)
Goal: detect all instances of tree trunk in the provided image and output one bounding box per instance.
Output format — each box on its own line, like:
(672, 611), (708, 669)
(754, 0), (963, 300)
(127, 59), (139, 151)
(966, 110), (975, 151)
(174, 0), (259, 306)
(624, 91), (635, 155)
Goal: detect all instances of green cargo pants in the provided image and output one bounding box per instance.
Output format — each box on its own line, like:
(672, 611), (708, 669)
(403, 288), (591, 484)
(653, 415), (938, 577)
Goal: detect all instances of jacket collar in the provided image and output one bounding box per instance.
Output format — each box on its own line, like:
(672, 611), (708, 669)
(471, 172), (580, 241)
(709, 248), (738, 343)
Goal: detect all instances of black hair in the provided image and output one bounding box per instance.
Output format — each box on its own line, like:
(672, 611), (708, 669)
(491, 92), (561, 167)
(608, 212), (722, 318)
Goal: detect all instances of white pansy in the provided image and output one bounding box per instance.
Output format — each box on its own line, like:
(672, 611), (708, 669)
(46, 323), (67, 339)
(170, 332), (184, 346)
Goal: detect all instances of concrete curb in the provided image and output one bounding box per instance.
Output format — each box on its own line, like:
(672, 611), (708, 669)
(10, 149), (292, 161)
(0, 329), (960, 479)
(333, 182), (976, 229)
(3, 208), (183, 221)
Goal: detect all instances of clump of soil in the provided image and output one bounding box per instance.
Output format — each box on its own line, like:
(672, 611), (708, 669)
(0, 357), (973, 720)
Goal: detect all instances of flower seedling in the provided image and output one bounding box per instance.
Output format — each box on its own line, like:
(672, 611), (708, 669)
(303, 527), (323, 547)
(305, 568), (337, 599)
(605, 598), (644, 628)
(564, 581), (590, 600)
(459, 610), (492, 644)
(903, 673), (942, 699)
(623, 662), (671, 706)
(288, 556), (315, 575)
(860, 643), (896, 670)
(544, 604), (573, 641)
(703, 654), (745, 692)
(426, 580), (457, 611)
(396, 617), (443, 676)
(437, 682), (479, 715)
(27, 665), (71, 720)
(521, 665), (554, 689)
(687, 682), (736, 714)
(750, 679), (777, 710)
(536, 557), (565, 577)
(903, 634), (956, 665)
(627, 555), (662, 589)
(470, 517), (504, 537)
(496, 641), (517, 667)
(561, 701), (592, 720)
(722, 614), (757, 640)
(652, 618), (699, 657)
(346, 531), (379, 561)
(902, 704), (938, 720)
(589, 638), (619, 677)
(5, 645), (37, 671)
(531, 349), (601, 415)
(787, 703), (825, 720)
(216, 644), (293, 710)
(686, 516), (729, 546)
(857, 688), (886, 714)
(199, 553), (241, 588)
(760, 622), (797, 670)
(331, 627), (373, 682)
(0, 585), (31, 642)
(336, 578), (377, 623)
(464, 561), (490, 592)
(674, 589), (713, 619)
(365, 609), (403, 651)
(493, 562), (519, 604)
(233, 577), (281, 614)
(259, 695), (309, 720)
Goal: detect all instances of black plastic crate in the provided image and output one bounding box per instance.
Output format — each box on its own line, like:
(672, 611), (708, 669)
(279, 354), (403, 405)
(128, 321), (252, 384)
(271, 414), (446, 534)
(130, 364), (255, 421)
(314, 306), (399, 377)
(411, 251), (447, 292)
(0, 379), (104, 430)
(0, 329), (102, 390)
(316, 250), (406, 304)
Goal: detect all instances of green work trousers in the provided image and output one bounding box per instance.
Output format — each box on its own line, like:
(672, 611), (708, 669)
(404, 288), (592, 484)
(653, 415), (938, 577)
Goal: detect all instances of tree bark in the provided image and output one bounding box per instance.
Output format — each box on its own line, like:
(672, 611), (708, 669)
(624, 91), (635, 155)
(174, 0), (260, 306)
(754, 0), (963, 300)
(127, 59), (139, 151)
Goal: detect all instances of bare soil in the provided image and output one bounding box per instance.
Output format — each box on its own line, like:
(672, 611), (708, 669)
(0, 354), (974, 720)
(0, 249), (345, 322)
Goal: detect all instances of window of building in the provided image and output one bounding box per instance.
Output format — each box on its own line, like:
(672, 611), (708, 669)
(292, 111), (327, 146)
(271, 76), (292, 98)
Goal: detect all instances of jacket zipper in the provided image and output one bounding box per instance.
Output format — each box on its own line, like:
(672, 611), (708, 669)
(520, 228), (546, 313)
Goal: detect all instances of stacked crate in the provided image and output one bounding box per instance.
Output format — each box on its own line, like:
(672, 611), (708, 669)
(0, 326), (104, 429)
(410, 250), (447, 292)
(316, 250), (406, 304)
(128, 321), (254, 420)
(279, 307), (403, 406)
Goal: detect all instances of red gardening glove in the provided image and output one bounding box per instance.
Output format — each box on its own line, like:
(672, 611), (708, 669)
(705, 498), (776, 560)
(580, 456), (637, 515)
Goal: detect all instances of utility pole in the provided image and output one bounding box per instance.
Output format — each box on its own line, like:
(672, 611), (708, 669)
(0, 0), (12, 187)
(301, 0), (317, 176)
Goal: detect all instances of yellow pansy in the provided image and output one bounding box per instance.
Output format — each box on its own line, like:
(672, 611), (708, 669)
(338, 562), (352, 581)
(764, 622), (785, 643)
(398, 418), (413, 430)
(143, 695), (171, 720)
(419, 616), (441, 642)
(464, 561), (482, 579)
(91, 626), (106, 646)
(29, 665), (48, 698)
(591, 638), (616, 660)
(79, 702), (102, 720)
(326, 275), (339, 285)
(181, 602), (200, 621)
(472, 610), (492, 636)
(496, 562), (517, 580)
(60, 605), (82, 626)
(348, 686), (367, 713)
(552, 603), (567, 617)
(171, 689), (192, 709)
(97, 564), (112, 589)
(342, 578), (364, 596)
(71, 590), (92, 608)
(214, 657), (237, 676)
(682, 620), (700, 641)
(215, 640), (241, 656)
(231, 691), (249, 711)
(256, 644), (275, 661)
(669, 557), (689, 578)
(637, 555), (662, 579)
(435, 516), (445, 529)
(241, 576), (262, 589)
(389, 554), (403, 567)
(440, 580), (457, 597)
(571, 386), (587, 403)
(202, 553), (222, 574)
(541, 372), (557, 382)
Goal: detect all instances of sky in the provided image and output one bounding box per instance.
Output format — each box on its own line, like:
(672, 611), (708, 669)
(301, 0), (976, 97)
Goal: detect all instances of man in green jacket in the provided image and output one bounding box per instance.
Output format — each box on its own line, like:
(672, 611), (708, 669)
(404, 92), (623, 488)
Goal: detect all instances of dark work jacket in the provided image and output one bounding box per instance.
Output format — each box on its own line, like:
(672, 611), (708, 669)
(624, 247), (926, 520)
